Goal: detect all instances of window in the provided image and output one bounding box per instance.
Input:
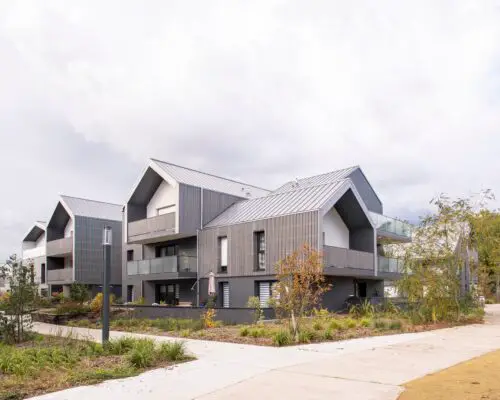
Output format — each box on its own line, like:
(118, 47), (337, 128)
(257, 281), (274, 308)
(155, 245), (177, 258)
(219, 236), (228, 273)
(220, 282), (230, 308)
(156, 283), (180, 305)
(41, 263), (46, 284)
(127, 250), (134, 262)
(255, 231), (266, 271)
(157, 204), (175, 216)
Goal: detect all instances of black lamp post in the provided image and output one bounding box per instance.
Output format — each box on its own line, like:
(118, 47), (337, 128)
(102, 226), (112, 343)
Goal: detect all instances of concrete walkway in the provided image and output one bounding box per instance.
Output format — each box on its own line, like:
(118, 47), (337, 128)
(31, 305), (500, 400)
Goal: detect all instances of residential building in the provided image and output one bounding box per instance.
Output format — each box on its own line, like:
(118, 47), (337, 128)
(46, 195), (123, 298)
(123, 159), (412, 310)
(21, 221), (48, 295)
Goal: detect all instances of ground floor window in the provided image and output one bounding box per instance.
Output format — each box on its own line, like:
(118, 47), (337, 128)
(355, 281), (367, 298)
(220, 282), (230, 308)
(156, 283), (180, 305)
(257, 281), (275, 308)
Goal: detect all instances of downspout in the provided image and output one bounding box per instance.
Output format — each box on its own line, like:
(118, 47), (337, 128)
(196, 188), (204, 307)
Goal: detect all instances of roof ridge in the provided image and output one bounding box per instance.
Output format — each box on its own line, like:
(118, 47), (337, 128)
(224, 179), (348, 204)
(293, 165), (358, 183)
(60, 195), (123, 207)
(150, 158), (271, 192)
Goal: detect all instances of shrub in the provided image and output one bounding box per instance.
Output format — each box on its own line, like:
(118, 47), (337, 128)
(54, 302), (90, 316)
(329, 319), (346, 331)
(246, 296), (263, 324)
(344, 318), (358, 329)
(70, 284), (89, 304)
(180, 329), (191, 338)
(104, 337), (136, 355)
(323, 328), (333, 340)
(249, 327), (266, 338)
(201, 309), (217, 329)
(90, 293), (116, 314)
(312, 320), (323, 331)
(360, 317), (372, 328)
(127, 339), (156, 368)
(157, 342), (186, 362)
(239, 327), (250, 337)
(374, 319), (389, 330)
(298, 329), (315, 343)
(313, 308), (331, 320)
(272, 330), (292, 347)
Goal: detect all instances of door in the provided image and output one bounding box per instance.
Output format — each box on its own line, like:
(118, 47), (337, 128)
(357, 282), (367, 298)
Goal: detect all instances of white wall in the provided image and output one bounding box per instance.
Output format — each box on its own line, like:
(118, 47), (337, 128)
(35, 232), (46, 248)
(323, 207), (350, 248)
(64, 218), (74, 238)
(146, 180), (178, 218)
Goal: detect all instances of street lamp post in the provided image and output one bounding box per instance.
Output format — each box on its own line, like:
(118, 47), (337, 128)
(102, 226), (112, 343)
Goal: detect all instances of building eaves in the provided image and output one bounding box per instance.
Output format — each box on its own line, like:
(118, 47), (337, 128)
(60, 195), (123, 221)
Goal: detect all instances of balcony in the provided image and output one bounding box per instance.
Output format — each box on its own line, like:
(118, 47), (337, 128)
(127, 255), (197, 278)
(128, 212), (176, 244)
(23, 246), (45, 260)
(46, 237), (73, 257)
(378, 256), (406, 275)
(323, 246), (374, 271)
(369, 212), (412, 242)
(47, 268), (73, 283)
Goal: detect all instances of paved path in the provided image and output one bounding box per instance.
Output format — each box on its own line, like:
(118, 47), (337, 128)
(31, 305), (500, 400)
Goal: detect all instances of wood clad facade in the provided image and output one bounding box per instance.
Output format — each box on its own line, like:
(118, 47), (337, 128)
(199, 211), (319, 277)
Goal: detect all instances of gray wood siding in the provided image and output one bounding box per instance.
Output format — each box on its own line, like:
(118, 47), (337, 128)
(74, 216), (122, 285)
(178, 184), (201, 234)
(199, 211), (319, 277)
(178, 184), (245, 234)
(202, 190), (242, 226)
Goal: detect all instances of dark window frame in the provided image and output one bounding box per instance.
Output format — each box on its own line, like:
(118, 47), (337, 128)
(218, 236), (228, 273)
(126, 250), (134, 262)
(254, 231), (266, 271)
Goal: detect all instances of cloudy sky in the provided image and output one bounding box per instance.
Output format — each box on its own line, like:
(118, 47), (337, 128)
(0, 1), (499, 259)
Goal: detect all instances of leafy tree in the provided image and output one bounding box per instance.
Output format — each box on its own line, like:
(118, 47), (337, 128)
(246, 296), (263, 324)
(273, 244), (330, 340)
(471, 209), (500, 302)
(70, 283), (90, 304)
(395, 193), (494, 322)
(0, 254), (38, 343)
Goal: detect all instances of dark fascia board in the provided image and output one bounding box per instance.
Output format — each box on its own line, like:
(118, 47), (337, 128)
(22, 222), (46, 243)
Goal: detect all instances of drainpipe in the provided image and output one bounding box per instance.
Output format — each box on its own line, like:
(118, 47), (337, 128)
(196, 188), (204, 307)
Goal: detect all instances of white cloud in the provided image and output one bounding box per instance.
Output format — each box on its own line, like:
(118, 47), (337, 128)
(0, 0), (499, 257)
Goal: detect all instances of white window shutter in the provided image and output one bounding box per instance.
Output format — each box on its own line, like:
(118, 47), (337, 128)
(259, 282), (270, 308)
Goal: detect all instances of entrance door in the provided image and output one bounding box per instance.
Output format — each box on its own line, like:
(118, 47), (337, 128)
(357, 282), (367, 298)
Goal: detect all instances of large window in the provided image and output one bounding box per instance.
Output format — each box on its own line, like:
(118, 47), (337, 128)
(156, 283), (180, 305)
(255, 231), (266, 271)
(219, 236), (228, 273)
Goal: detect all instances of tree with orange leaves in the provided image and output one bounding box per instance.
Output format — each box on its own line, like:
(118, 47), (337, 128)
(273, 244), (330, 340)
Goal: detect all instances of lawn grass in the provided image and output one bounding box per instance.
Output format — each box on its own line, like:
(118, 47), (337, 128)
(398, 350), (500, 400)
(0, 334), (192, 400)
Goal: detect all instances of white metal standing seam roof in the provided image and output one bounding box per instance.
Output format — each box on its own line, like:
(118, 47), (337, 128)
(205, 180), (347, 227)
(272, 166), (358, 194)
(151, 159), (270, 199)
(61, 195), (123, 221)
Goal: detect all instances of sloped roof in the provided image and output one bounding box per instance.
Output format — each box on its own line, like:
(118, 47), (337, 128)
(151, 159), (270, 198)
(61, 195), (123, 221)
(206, 180), (347, 227)
(273, 166), (358, 194)
(22, 221), (46, 242)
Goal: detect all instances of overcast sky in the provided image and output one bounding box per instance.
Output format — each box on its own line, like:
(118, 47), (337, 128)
(0, 1), (499, 259)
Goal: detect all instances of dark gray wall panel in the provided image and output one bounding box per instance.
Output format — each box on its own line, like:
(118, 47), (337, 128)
(202, 190), (242, 226)
(347, 169), (383, 214)
(178, 184), (202, 234)
(350, 228), (375, 253)
(74, 216), (122, 285)
(199, 211), (319, 278)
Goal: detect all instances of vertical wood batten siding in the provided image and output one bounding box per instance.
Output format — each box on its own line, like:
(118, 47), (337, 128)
(74, 216), (123, 285)
(199, 211), (319, 277)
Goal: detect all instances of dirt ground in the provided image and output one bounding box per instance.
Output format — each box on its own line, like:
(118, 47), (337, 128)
(398, 350), (500, 400)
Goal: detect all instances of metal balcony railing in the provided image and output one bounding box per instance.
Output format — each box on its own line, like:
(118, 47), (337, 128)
(127, 255), (196, 276)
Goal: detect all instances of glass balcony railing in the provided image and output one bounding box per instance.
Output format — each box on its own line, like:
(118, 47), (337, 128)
(127, 255), (196, 276)
(369, 212), (412, 240)
(378, 256), (406, 274)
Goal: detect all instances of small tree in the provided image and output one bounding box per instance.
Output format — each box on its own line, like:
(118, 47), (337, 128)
(273, 244), (330, 340)
(246, 296), (263, 324)
(0, 255), (38, 343)
(70, 283), (90, 304)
